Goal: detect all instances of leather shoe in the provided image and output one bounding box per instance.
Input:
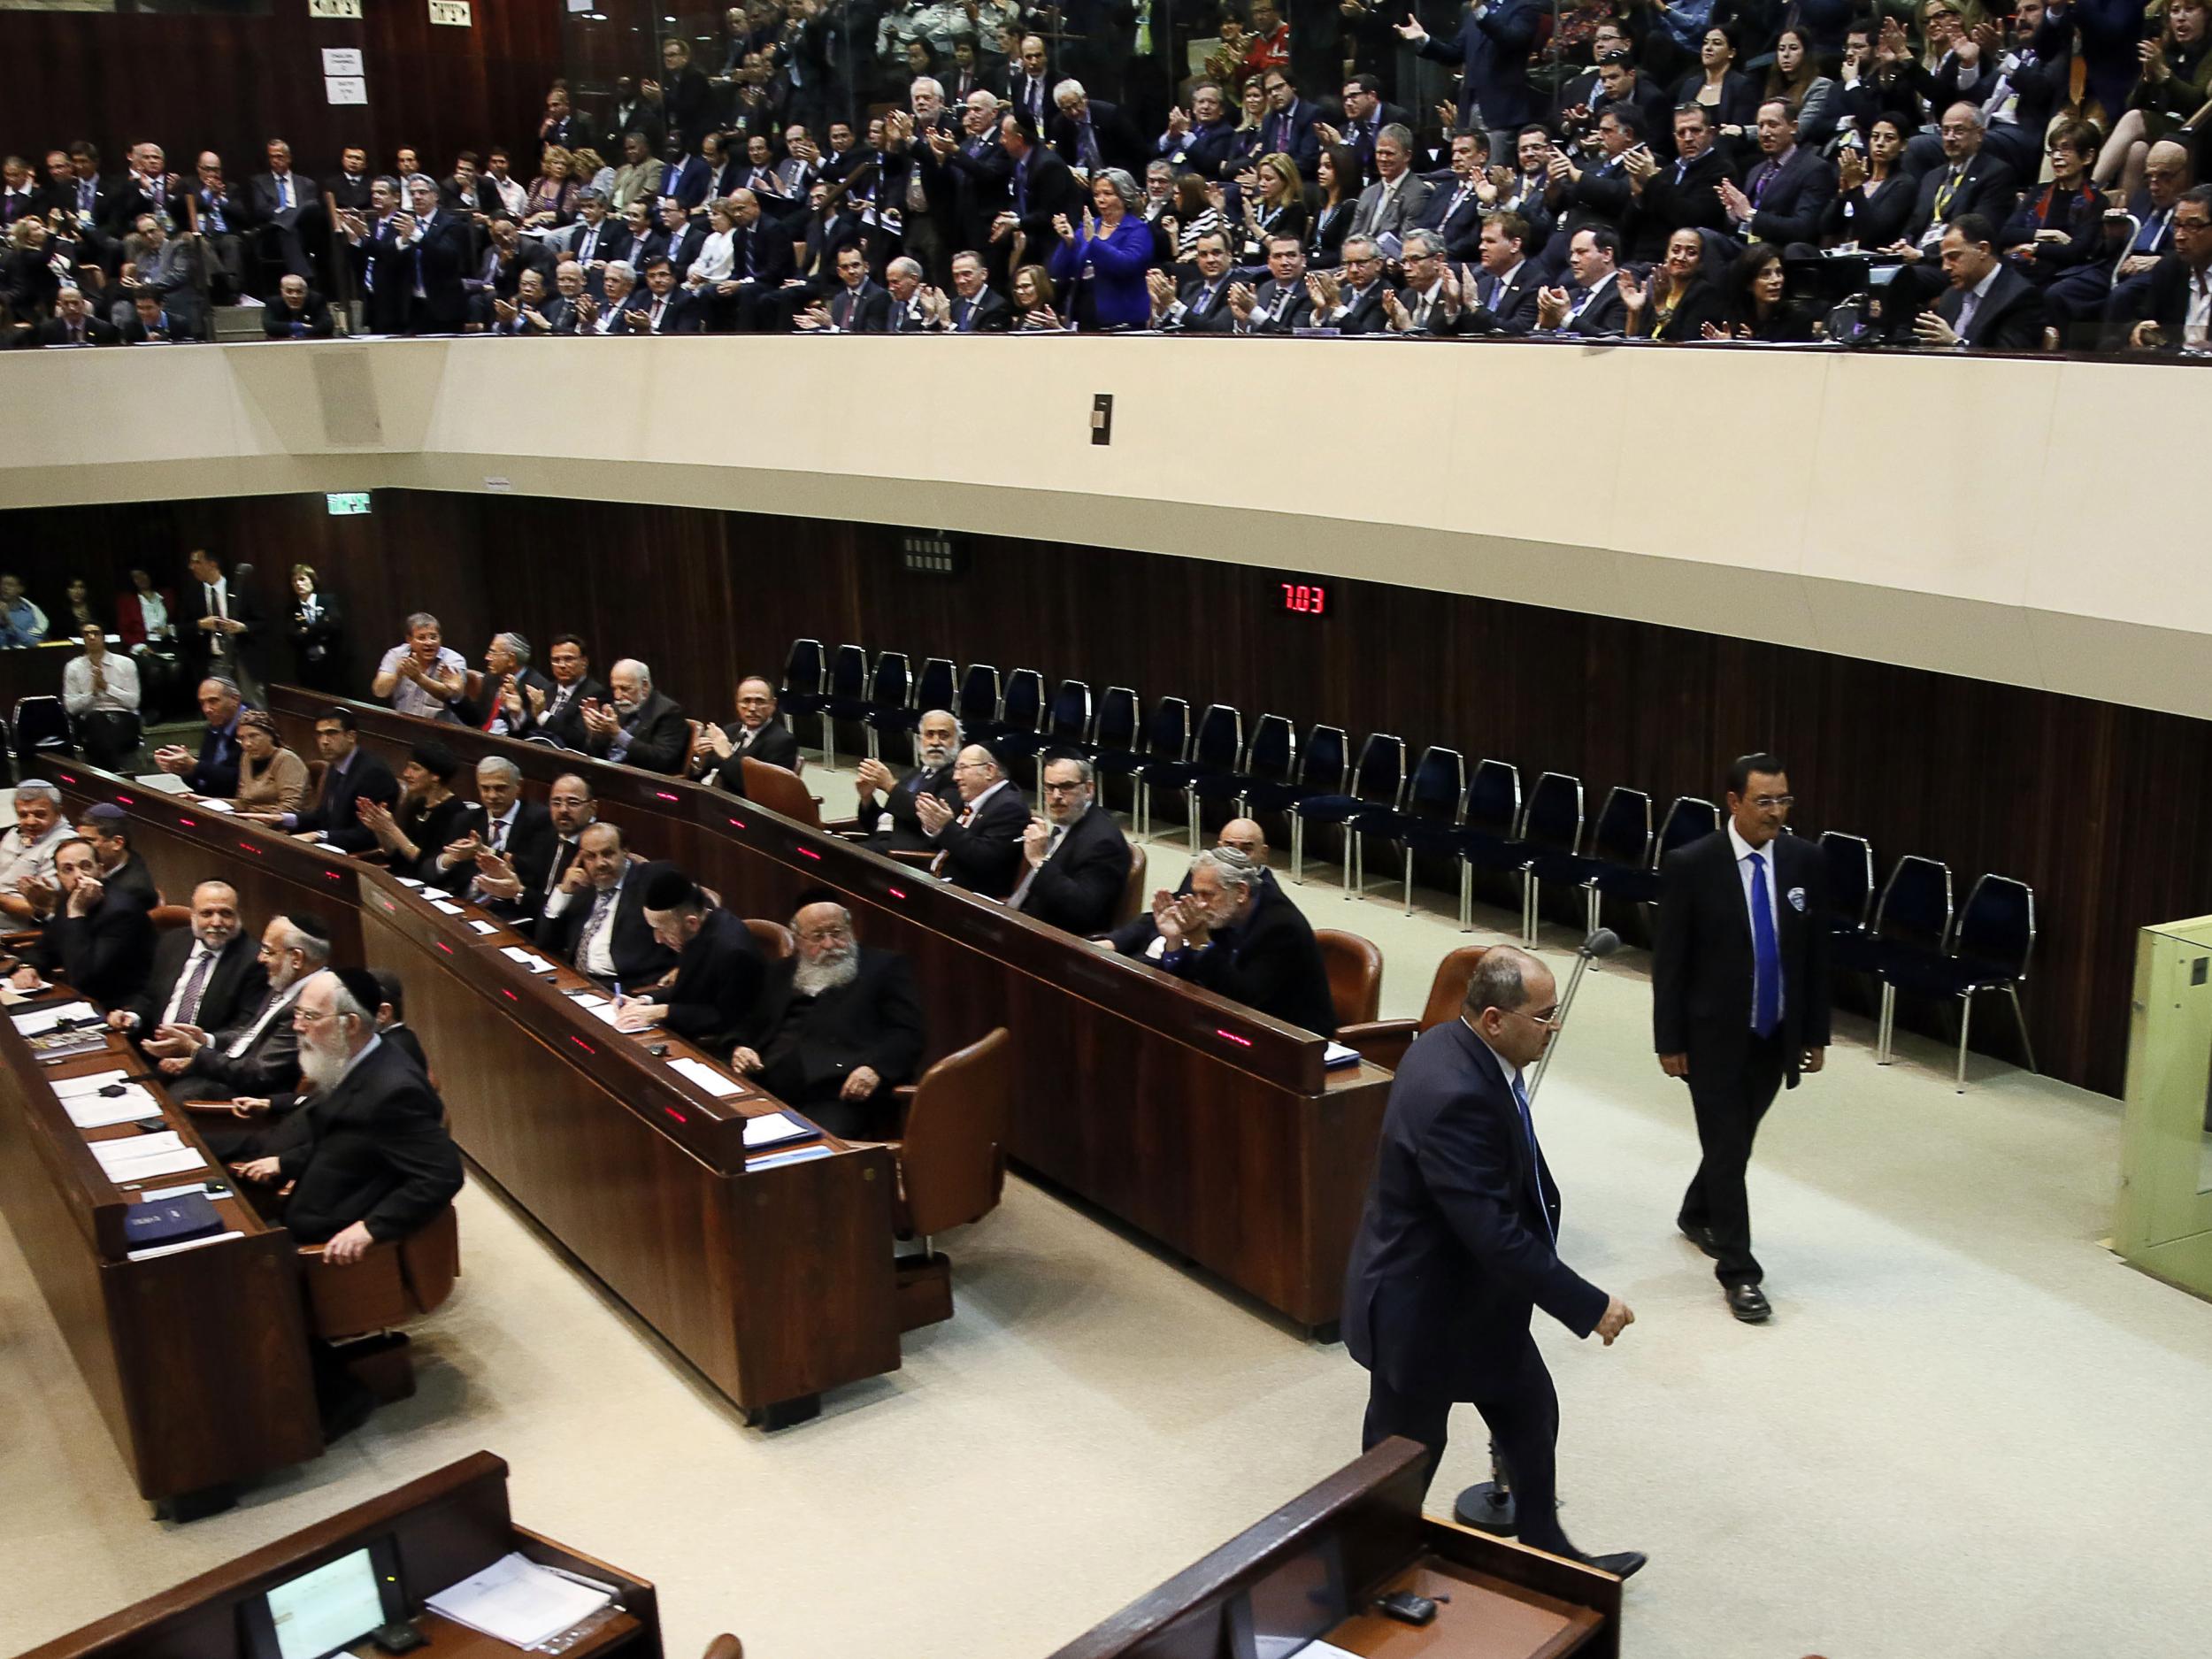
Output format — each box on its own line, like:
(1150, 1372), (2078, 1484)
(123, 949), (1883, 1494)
(1677, 1220), (1720, 1259)
(1725, 1282), (1771, 1324)
(1582, 1550), (1647, 1579)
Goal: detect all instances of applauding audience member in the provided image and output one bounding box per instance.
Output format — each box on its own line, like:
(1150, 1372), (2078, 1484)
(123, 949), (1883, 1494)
(61, 618), (142, 770)
(852, 709), (961, 850)
(148, 911), (330, 1115)
(1141, 848), (1337, 1036)
(917, 743), (1028, 898)
(152, 676), (248, 798)
(541, 820), (679, 985)
(108, 879), (265, 1039)
(1006, 757), (1132, 934)
(7, 834), (156, 1007)
(581, 658), (690, 773)
(357, 740), (486, 879)
(692, 676), (801, 788)
(373, 611), (468, 721)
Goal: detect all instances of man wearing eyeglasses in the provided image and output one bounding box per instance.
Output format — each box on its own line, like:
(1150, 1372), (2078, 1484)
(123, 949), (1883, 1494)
(1653, 751), (1830, 1325)
(1344, 945), (1643, 1577)
(914, 744), (1028, 899)
(1006, 757), (1131, 934)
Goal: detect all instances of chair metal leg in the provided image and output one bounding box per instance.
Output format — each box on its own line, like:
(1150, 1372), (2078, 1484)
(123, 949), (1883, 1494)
(1292, 815), (1305, 883)
(865, 725), (879, 762)
(1187, 790), (1199, 854)
(1458, 860), (1472, 931)
(1876, 982), (1894, 1064)
(1403, 844), (1415, 916)
(2006, 986), (2038, 1074)
(1347, 829), (1362, 900)
(1955, 992), (1974, 1093)
(1585, 884), (1600, 937)
(1135, 780), (1148, 841)
(823, 721), (837, 774)
(1521, 873), (1539, 945)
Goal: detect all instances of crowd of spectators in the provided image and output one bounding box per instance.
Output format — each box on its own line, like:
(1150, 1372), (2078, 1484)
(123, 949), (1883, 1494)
(3, 0), (2208, 352)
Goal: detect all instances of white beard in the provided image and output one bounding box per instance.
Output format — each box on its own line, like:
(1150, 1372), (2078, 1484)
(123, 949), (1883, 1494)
(793, 945), (860, 998)
(298, 1034), (347, 1093)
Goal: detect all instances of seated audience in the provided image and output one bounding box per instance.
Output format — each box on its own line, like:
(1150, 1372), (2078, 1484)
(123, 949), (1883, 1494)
(852, 709), (961, 850)
(254, 704), (399, 852)
(2116, 184), (2212, 350)
(7, 834), (157, 1007)
(357, 741), (485, 879)
(0, 572), (49, 643)
(73, 802), (157, 908)
(0, 781), (74, 923)
(228, 709), (311, 815)
(1534, 226), (1626, 334)
(1107, 818), (1277, 951)
(612, 870), (766, 1048)
(581, 658), (689, 773)
(917, 743), (1028, 897)
(152, 677), (247, 798)
(373, 611), (469, 721)
(148, 911), (330, 1113)
(458, 631), (552, 733)
(368, 968), (430, 1076)
(471, 772), (596, 929)
(1913, 213), (2049, 350)
(107, 879), (265, 1039)
(1134, 847), (1337, 1036)
(62, 619), (142, 770)
(1007, 757), (1133, 935)
(1708, 243), (1817, 340)
(730, 900), (926, 1138)
(691, 676), (801, 788)
(541, 820), (680, 985)
(1620, 227), (1724, 338)
(432, 755), (554, 899)
(262, 273), (336, 339)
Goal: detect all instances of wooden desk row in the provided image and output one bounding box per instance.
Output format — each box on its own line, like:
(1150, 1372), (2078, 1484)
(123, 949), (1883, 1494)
(27, 764), (909, 1463)
(265, 686), (1395, 1334)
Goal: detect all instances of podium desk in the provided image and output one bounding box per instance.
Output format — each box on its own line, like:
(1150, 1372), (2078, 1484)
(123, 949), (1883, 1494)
(265, 687), (1396, 1335)
(17, 1450), (663, 1659)
(49, 765), (903, 1428)
(1047, 1439), (1621, 1659)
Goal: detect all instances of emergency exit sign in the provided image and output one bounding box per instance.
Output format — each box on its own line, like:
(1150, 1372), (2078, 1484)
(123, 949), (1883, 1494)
(326, 492), (371, 516)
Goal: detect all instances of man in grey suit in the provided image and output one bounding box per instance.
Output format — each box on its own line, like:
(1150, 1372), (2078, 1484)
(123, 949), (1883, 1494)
(1348, 125), (1432, 257)
(248, 139), (319, 278)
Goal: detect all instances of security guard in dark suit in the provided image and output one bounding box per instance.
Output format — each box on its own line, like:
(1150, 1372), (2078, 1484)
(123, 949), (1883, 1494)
(1342, 945), (1643, 1576)
(1653, 752), (1830, 1323)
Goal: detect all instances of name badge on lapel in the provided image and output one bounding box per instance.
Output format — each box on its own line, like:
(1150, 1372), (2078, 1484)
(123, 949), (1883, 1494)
(1787, 886), (1807, 913)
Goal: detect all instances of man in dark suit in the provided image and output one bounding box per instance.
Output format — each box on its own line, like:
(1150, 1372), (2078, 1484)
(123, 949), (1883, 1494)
(1332, 74), (1412, 183)
(1895, 105), (2021, 257)
(73, 805), (157, 910)
(1257, 69), (1325, 178)
(537, 88), (599, 160)
(998, 114), (1087, 253)
(1653, 753), (1830, 1324)
(1631, 104), (1735, 260)
(150, 675), (248, 798)
(107, 879), (266, 1041)
(1006, 758), (1132, 935)
(1402, 0), (1544, 134)
(460, 632), (557, 735)
(693, 677), (802, 791)
(1049, 82), (1143, 175)
(232, 967), (463, 1260)
(1415, 132), (1493, 261)
(1314, 234), (1396, 333)
(150, 912), (329, 1115)
(1141, 847), (1337, 1035)
(1914, 214), (2048, 351)
(175, 544), (265, 697)
(540, 822), (679, 987)
(35, 288), (120, 347)
(1717, 102), (1837, 250)
(731, 901), (926, 1139)
(916, 744), (1029, 899)
(926, 96), (1016, 269)
(470, 772), (597, 932)
(642, 197), (707, 280)
(2113, 186), (2212, 349)
(262, 273), (337, 339)
(260, 705), (400, 854)
(1459, 211), (1544, 334)
(1342, 946), (1641, 1573)
(428, 755), (555, 900)
(402, 176), (471, 334)
(248, 140), (319, 278)
(851, 708), (960, 852)
(803, 245), (891, 332)
(341, 177), (412, 336)
(1532, 226), (1625, 335)
(1154, 83), (1240, 180)
(1231, 236), (1317, 332)
(944, 250), (1010, 331)
(513, 634), (604, 749)
(580, 658), (689, 774)
(633, 258), (704, 334)
(613, 872), (765, 1051)
(57, 143), (120, 245)
(12, 836), (156, 1009)
(1153, 229), (1239, 329)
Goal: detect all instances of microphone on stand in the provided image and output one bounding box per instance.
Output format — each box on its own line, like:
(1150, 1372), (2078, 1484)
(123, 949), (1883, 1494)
(1526, 927), (1619, 1103)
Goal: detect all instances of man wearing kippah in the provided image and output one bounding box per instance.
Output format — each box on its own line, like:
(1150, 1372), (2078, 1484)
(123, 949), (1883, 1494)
(613, 869), (766, 1050)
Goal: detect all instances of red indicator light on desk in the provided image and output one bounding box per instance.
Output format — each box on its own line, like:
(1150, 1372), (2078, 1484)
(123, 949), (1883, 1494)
(116, 794), (134, 806)
(664, 1106), (689, 1124)
(796, 846), (821, 861)
(236, 841), (262, 856)
(1216, 1028), (1254, 1048)
(569, 1035), (595, 1055)
(501, 987), (518, 1002)
(434, 941), (452, 955)
(727, 818), (747, 830)
(887, 887), (908, 900)
(654, 790), (678, 802)
(56, 772), (77, 785)
(179, 817), (197, 828)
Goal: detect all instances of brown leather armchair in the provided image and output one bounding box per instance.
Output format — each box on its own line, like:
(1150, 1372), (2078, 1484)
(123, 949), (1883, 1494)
(1112, 841), (1150, 929)
(743, 918), (795, 960)
(299, 1202), (460, 1401)
(1314, 927), (1383, 1029)
(876, 1026), (1012, 1330)
(1335, 944), (1492, 1071)
(737, 757), (822, 828)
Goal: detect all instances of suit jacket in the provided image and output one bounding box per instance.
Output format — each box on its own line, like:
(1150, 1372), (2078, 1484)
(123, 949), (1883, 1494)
(247, 170), (318, 227)
(700, 718), (800, 791)
(1652, 828), (1832, 1087)
(35, 315), (119, 347)
(1049, 100), (1144, 173)
(184, 715), (245, 797)
(1259, 99), (1325, 177)
(351, 215), (414, 335)
(660, 907), (766, 1050)
(1635, 148), (1736, 258)
(1418, 0), (1545, 132)
(183, 979), (304, 1097)
(948, 288), (1012, 333)
(1341, 1019), (1608, 1398)
(300, 746), (401, 853)
(1742, 146), (1839, 248)
(1350, 174), (1434, 248)
(2117, 253), (2212, 339)
(732, 947), (926, 1102)
(1163, 877), (1337, 1036)
(1904, 152), (2022, 247)
(1416, 176), (1491, 260)
(1332, 280), (1394, 335)
(828, 280), (891, 333)
(35, 886), (156, 1007)
(410, 212), (472, 333)
(928, 782), (1029, 900)
(1009, 145), (1087, 250)
(861, 758), (959, 852)
(1936, 263), (2047, 352)
(262, 291), (336, 339)
(1543, 274), (1627, 337)
(277, 1037), (464, 1245)
(588, 688), (689, 773)
(1460, 261), (1544, 334)
(1010, 804), (1131, 937)
(1165, 275), (1237, 332)
(726, 221), (794, 287)
(102, 850), (158, 910)
(436, 797), (556, 899)
(636, 288), (704, 335)
(543, 860), (681, 985)
(1241, 277), (1315, 333)
(120, 927), (265, 1034)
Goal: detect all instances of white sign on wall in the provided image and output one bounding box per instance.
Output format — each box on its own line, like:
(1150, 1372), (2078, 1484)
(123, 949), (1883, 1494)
(320, 48), (364, 76)
(428, 0), (473, 25)
(325, 76), (369, 106)
(308, 0), (365, 19)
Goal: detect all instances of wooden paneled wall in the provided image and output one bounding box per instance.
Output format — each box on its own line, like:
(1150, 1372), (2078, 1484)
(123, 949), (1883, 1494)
(6, 488), (2208, 1099)
(0, 2), (563, 192)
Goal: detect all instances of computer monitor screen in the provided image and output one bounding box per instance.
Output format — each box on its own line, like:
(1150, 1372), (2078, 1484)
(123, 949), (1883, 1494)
(1232, 1538), (1348, 1659)
(263, 1547), (388, 1659)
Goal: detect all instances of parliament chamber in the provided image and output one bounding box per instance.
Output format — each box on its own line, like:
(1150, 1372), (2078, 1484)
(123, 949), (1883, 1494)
(9, 6), (2212, 1654)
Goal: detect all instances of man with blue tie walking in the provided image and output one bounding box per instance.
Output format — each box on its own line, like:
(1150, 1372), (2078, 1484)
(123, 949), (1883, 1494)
(1343, 946), (1644, 1578)
(1654, 753), (1830, 1324)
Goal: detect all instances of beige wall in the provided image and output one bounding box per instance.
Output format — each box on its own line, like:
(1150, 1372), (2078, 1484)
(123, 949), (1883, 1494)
(4, 336), (2206, 718)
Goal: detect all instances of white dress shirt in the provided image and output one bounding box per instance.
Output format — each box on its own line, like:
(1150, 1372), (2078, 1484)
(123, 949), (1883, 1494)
(63, 651), (141, 716)
(1727, 818), (1786, 1025)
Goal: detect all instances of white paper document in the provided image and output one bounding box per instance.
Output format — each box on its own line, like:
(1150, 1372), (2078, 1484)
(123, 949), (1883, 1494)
(468, 918), (499, 935)
(197, 798), (234, 814)
(65, 1085), (161, 1130)
(742, 1110), (814, 1148)
(127, 1230), (242, 1262)
(91, 1132), (207, 1183)
(428, 899), (464, 915)
(394, 876), (425, 888)
(426, 1552), (611, 1649)
(53, 1068), (130, 1097)
(133, 772), (189, 795)
(14, 1001), (101, 1035)
(667, 1056), (741, 1097)
(500, 947), (560, 974)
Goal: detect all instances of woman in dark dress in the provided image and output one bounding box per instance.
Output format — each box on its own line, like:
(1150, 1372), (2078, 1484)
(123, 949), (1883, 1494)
(287, 563), (349, 693)
(2002, 120), (2108, 285)
(357, 741), (485, 882)
(1825, 115), (1916, 248)
(1619, 227), (1728, 340)
(1707, 242), (1817, 341)
(1307, 144), (1360, 267)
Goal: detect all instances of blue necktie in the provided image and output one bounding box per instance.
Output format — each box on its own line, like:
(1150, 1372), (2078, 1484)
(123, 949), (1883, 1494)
(1509, 1071), (1553, 1242)
(1748, 850), (1781, 1037)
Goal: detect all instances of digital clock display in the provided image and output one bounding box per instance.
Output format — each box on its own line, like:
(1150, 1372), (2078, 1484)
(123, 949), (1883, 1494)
(1279, 580), (1330, 618)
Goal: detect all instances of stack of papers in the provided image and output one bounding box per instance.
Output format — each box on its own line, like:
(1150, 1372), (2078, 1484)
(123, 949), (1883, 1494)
(426, 1553), (613, 1648)
(500, 946), (560, 975)
(62, 1083), (160, 1131)
(1324, 1041), (1363, 1069)
(667, 1056), (741, 1098)
(427, 898), (464, 915)
(742, 1110), (814, 1150)
(90, 1131), (206, 1184)
(393, 876), (425, 888)
(52, 1068), (130, 1097)
(13, 1000), (100, 1036)
(468, 918), (500, 935)
(197, 798), (234, 814)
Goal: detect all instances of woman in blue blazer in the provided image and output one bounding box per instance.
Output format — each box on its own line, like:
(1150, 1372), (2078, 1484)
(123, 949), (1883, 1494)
(1045, 168), (1155, 330)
